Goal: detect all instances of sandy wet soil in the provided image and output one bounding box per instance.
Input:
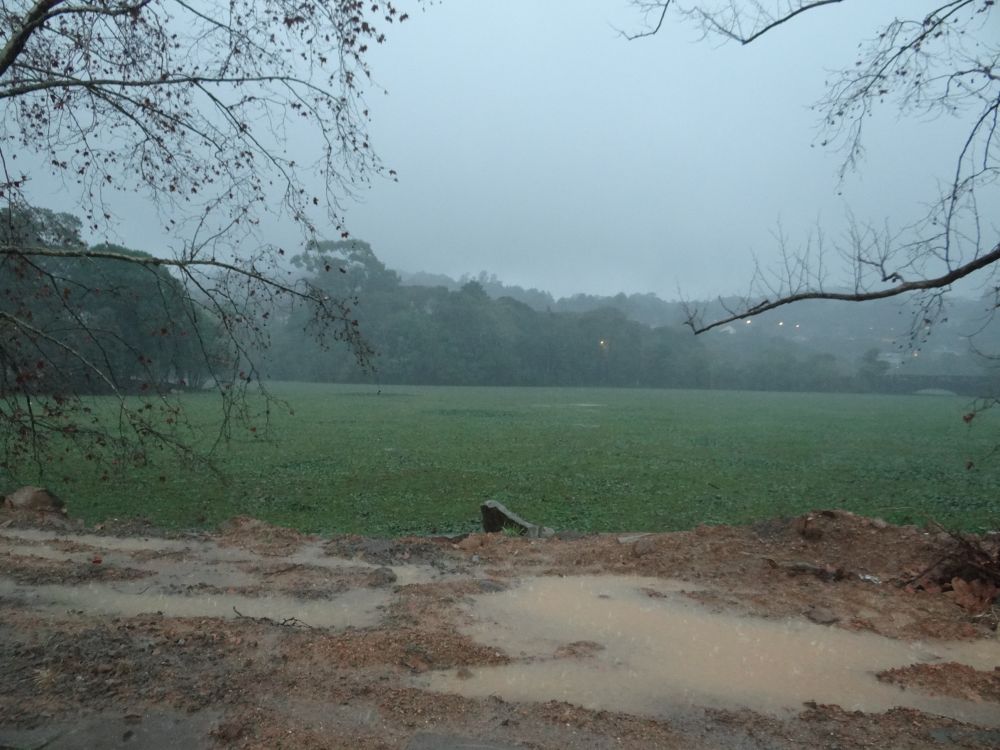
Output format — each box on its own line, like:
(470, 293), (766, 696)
(1, 510), (998, 749)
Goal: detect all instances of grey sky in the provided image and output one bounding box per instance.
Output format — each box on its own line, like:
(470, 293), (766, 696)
(23, 1), (977, 302)
(340, 0), (970, 300)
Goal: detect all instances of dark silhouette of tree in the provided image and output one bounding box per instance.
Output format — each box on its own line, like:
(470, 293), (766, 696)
(0, 1), (414, 473)
(628, 1), (998, 335)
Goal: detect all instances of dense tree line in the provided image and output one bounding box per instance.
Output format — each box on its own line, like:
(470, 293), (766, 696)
(270, 242), (708, 388)
(1, 207), (218, 398)
(6, 216), (992, 399)
(267, 242), (997, 395)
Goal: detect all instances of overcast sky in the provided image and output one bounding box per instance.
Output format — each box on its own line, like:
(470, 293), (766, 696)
(336, 0), (971, 300)
(26, 0), (980, 302)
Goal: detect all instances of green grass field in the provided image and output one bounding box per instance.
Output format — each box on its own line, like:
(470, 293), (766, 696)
(14, 383), (1000, 534)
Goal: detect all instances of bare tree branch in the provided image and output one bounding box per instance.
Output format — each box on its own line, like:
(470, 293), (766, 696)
(628, 1), (999, 339)
(697, 0), (845, 46)
(622, 1), (672, 40)
(0, 1), (61, 79)
(688, 242), (1000, 333)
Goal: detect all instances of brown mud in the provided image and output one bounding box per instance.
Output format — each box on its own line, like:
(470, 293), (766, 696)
(1, 510), (998, 749)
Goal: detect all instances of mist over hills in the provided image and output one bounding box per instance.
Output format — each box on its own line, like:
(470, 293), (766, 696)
(264, 247), (999, 395)
(6, 201), (994, 397)
(398, 268), (997, 372)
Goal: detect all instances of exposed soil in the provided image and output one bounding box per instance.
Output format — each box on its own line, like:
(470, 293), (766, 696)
(1, 509), (998, 750)
(879, 663), (1000, 703)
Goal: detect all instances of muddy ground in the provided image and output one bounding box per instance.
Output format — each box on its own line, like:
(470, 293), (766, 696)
(1, 509), (998, 749)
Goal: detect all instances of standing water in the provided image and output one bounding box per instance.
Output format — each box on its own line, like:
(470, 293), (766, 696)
(419, 575), (1000, 725)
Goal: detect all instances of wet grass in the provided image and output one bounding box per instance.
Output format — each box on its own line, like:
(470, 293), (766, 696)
(18, 383), (1000, 534)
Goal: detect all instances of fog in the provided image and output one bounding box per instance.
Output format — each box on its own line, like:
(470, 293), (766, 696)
(341, 0), (969, 300)
(23, 0), (972, 302)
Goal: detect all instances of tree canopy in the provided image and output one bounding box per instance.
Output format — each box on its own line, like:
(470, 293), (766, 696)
(0, 1), (415, 473)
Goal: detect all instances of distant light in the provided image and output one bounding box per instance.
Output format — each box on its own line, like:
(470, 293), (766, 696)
(778, 321), (784, 326)
(795, 324), (800, 329)
(913, 351), (919, 357)
(745, 319), (752, 325)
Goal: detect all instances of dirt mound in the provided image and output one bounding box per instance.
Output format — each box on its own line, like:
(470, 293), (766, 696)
(217, 515), (315, 556)
(324, 534), (462, 567)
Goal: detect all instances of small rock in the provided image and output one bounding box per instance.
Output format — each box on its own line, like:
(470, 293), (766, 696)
(554, 640), (605, 658)
(632, 536), (658, 558)
(457, 534), (485, 551)
(793, 514), (824, 541)
(364, 566), (397, 588)
(401, 645), (432, 673)
(475, 579), (507, 593)
(805, 607), (841, 626)
(617, 533), (651, 544)
(3, 486), (66, 515)
(768, 559), (850, 582)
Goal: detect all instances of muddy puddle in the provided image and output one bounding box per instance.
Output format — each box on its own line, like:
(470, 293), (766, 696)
(0, 528), (447, 628)
(0, 528), (447, 584)
(0, 577), (390, 628)
(420, 575), (1000, 726)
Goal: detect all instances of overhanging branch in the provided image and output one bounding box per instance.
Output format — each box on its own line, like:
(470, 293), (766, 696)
(2, 244), (322, 305)
(705, 0), (846, 46)
(690, 242), (1000, 334)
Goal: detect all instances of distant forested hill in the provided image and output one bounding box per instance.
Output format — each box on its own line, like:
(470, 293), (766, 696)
(267, 246), (998, 395)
